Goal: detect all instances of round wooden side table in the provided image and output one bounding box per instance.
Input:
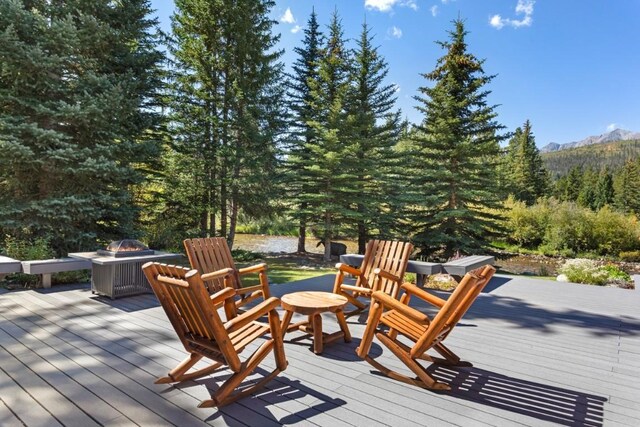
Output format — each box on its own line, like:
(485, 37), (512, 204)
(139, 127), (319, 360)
(280, 291), (352, 354)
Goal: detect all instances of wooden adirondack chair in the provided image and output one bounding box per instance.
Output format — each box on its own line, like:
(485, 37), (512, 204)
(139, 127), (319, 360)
(184, 237), (270, 319)
(142, 262), (287, 408)
(333, 240), (413, 317)
(356, 265), (496, 391)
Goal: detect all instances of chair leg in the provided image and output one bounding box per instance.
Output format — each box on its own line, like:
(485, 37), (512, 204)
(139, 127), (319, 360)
(356, 300), (384, 358)
(375, 332), (450, 391)
(156, 353), (223, 384)
(340, 292), (368, 317)
(431, 342), (472, 367)
(198, 339), (281, 408)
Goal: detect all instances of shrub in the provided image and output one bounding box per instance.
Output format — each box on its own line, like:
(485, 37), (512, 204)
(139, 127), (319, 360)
(543, 202), (595, 255)
(600, 264), (631, 282)
(504, 197), (549, 247)
(619, 250), (640, 262)
(592, 206), (640, 255)
(2, 234), (55, 286)
(231, 249), (263, 262)
(558, 259), (608, 286)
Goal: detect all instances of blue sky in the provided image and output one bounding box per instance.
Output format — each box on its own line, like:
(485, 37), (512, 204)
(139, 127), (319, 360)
(150, 0), (640, 148)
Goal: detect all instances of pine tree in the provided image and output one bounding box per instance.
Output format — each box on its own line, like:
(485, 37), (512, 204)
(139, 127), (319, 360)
(577, 167), (598, 210)
(0, 0), (164, 254)
(614, 159), (640, 214)
(503, 120), (548, 205)
(168, 0), (284, 247)
(564, 166), (583, 202)
(305, 10), (354, 261)
(346, 21), (401, 253)
(286, 9), (324, 253)
(406, 19), (507, 258)
(593, 168), (614, 210)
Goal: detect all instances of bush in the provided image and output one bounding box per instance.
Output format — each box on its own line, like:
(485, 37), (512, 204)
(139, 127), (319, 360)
(2, 234), (55, 286)
(600, 264), (631, 282)
(558, 259), (609, 286)
(504, 197), (549, 247)
(592, 206), (640, 255)
(231, 249), (263, 262)
(542, 202), (595, 255)
(619, 250), (640, 262)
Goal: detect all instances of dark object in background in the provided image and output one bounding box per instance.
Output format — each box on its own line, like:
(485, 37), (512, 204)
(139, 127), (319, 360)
(316, 241), (347, 256)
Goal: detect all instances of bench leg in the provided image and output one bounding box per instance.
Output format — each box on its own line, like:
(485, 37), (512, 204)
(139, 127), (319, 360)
(42, 274), (52, 289)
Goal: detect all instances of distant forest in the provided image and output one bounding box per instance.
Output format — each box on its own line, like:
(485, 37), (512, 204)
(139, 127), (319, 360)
(542, 139), (640, 178)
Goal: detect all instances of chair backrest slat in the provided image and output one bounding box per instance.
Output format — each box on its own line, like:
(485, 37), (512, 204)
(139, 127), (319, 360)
(184, 237), (240, 293)
(142, 262), (241, 367)
(411, 266), (495, 358)
(359, 240), (413, 294)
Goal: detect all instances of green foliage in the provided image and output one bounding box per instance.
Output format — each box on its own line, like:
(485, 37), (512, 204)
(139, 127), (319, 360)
(405, 19), (507, 258)
(0, 0), (165, 255)
(614, 158), (640, 215)
(558, 259), (609, 286)
(502, 120), (549, 205)
(505, 199), (640, 256)
(235, 213), (298, 236)
(3, 234), (54, 261)
(619, 251), (640, 262)
(230, 249), (263, 263)
(600, 264), (631, 282)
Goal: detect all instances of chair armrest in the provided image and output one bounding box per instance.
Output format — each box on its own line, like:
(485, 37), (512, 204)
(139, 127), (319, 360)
(401, 283), (446, 308)
(201, 268), (234, 282)
(210, 287), (237, 305)
(224, 297), (281, 333)
(335, 263), (362, 277)
(235, 284), (264, 295)
(373, 268), (401, 283)
(371, 291), (430, 324)
(238, 263), (267, 275)
(340, 284), (373, 295)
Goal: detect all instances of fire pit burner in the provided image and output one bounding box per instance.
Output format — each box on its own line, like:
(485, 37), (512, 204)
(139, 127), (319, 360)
(97, 239), (155, 258)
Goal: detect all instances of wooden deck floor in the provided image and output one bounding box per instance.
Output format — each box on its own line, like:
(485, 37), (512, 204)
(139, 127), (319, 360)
(1, 274), (639, 426)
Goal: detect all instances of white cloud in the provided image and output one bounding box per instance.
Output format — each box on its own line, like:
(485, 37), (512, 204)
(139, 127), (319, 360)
(365, 0), (418, 13)
(606, 123), (619, 132)
(430, 5), (439, 16)
(388, 26), (403, 38)
(291, 25), (302, 34)
(489, 0), (535, 30)
(280, 7), (295, 24)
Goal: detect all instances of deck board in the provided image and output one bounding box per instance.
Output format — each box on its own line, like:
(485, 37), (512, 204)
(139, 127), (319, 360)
(1, 274), (639, 426)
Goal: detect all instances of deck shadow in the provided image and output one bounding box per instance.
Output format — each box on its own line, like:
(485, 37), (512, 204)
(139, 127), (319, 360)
(430, 364), (607, 426)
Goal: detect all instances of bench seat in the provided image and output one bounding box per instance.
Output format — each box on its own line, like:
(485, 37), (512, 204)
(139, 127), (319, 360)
(21, 258), (91, 288)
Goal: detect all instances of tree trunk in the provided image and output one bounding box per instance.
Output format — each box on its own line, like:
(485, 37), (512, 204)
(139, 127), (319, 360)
(324, 211), (331, 261)
(357, 202), (366, 254)
(297, 202), (307, 252)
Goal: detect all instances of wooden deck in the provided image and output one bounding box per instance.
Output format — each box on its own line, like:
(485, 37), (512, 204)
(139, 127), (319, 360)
(1, 274), (639, 426)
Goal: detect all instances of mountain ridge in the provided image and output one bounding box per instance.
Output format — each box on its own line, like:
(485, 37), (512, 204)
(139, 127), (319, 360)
(541, 129), (640, 153)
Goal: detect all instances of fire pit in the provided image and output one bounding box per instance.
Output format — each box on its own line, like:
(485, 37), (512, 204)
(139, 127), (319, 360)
(68, 243), (181, 299)
(97, 239), (155, 257)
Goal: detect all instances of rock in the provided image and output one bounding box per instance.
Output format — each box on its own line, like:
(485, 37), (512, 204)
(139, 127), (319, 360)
(556, 274), (569, 282)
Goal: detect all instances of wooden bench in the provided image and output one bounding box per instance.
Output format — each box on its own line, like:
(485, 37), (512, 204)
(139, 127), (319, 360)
(441, 255), (495, 282)
(339, 254), (495, 286)
(21, 258), (92, 288)
(0, 256), (22, 281)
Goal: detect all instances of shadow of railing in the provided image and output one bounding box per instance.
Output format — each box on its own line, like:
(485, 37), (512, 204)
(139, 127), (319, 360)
(430, 365), (606, 426)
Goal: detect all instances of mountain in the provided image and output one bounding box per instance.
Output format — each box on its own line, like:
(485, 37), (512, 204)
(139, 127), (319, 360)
(541, 129), (640, 153)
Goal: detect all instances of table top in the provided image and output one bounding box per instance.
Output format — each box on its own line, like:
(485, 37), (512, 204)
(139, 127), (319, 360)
(281, 291), (348, 315)
(68, 251), (182, 265)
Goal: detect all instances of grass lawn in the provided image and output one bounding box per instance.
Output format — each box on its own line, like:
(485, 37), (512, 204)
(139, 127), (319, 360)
(238, 253), (336, 286)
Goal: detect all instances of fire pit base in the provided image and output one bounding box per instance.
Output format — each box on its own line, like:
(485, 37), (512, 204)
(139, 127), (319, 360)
(68, 251), (182, 299)
(92, 261), (150, 298)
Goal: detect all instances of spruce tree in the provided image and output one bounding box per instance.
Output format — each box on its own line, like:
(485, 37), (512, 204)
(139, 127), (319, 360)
(593, 168), (614, 210)
(614, 159), (640, 214)
(503, 120), (548, 205)
(305, 10), (354, 261)
(577, 167), (598, 210)
(168, 0), (284, 247)
(286, 10), (324, 253)
(0, 0), (164, 254)
(406, 19), (507, 258)
(564, 166), (583, 202)
(346, 22), (402, 253)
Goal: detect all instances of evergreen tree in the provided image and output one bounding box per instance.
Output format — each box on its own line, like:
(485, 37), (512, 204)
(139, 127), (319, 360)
(286, 9), (324, 253)
(577, 167), (598, 210)
(503, 120), (548, 205)
(593, 168), (614, 210)
(0, 0), (164, 254)
(346, 21), (401, 253)
(614, 159), (640, 214)
(168, 0), (284, 247)
(406, 19), (507, 258)
(305, 10), (354, 261)
(564, 166), (583, 202)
